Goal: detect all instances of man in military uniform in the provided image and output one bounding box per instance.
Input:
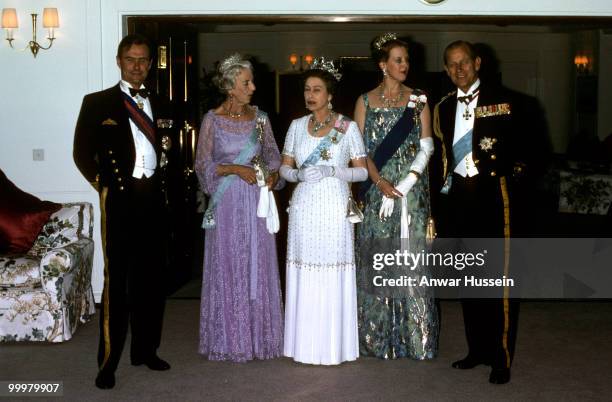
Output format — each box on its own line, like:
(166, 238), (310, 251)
(433, 40), (529, 384)
(73, 33), (173, 389)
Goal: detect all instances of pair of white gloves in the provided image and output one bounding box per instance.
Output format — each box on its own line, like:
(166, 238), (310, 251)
(257, 187), (280, 233)
(279, 164), (368, 183)
(379, 137), (434, 222)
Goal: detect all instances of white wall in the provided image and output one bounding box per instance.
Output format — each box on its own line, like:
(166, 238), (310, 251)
(1, 0), (611, 301)
(0, 0), (105, 299)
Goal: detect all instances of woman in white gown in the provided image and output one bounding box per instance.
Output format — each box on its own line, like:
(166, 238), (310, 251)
(279, 59), (368, 365)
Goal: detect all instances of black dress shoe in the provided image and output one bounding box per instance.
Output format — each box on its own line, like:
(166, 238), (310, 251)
(95, 371), (115, 389)
(131, 355), (171, 371)
(451, 355), (486, 369)
(489, 368), (511, 384)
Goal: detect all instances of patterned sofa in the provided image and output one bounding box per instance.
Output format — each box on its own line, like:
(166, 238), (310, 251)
(0, 202), (96, 342)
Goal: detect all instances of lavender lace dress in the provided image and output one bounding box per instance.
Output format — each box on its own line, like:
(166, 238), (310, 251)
(195, 109), (283, 362)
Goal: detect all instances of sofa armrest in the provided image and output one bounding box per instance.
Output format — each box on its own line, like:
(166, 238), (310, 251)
(29, 202), (93, 258)
(39, 238), (94, 305)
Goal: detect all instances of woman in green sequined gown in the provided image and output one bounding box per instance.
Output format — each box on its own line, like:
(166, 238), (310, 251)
(353, 34), (439, 360)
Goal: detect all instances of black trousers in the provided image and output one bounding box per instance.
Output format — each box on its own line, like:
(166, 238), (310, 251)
(441, 173), (519, 369)
(97, 175), (167, 374)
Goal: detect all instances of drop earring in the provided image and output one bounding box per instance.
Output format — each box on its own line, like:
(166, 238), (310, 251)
(328, 100), (333, 110)
(383, 68), (388, 76)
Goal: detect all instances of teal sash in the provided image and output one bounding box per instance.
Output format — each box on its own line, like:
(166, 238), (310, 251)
(441, 128), (473, 194)
(301, 115), (351, 167)
(202, 111), (264, 229)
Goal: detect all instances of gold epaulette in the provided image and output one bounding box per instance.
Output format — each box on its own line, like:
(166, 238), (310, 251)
(433, 91), (455, 179)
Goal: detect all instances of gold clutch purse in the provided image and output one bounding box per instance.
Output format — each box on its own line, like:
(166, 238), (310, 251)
(426, 216), (437, 246)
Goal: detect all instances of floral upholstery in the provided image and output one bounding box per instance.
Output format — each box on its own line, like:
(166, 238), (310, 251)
(0, 202), (96, 342)
(0, 255), (41, 288)
(558, 170), (612, 215)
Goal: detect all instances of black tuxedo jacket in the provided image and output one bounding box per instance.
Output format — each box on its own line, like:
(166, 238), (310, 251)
(73, 84), (174, 196)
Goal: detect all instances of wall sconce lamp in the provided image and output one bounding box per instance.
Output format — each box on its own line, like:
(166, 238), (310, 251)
(303, 54), (314, 67)
(289, 53), (298, 70)
(574, 54), (592, 74)
(1, 8), (59, 57)
(289, 53), (314, 71)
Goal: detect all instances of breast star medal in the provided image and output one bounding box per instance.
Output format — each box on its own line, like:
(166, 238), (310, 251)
(479, 137), (496, 151)
(320, 149), (331, 161)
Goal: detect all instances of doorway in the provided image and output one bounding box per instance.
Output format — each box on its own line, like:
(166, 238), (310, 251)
(126, 15), (612, 294)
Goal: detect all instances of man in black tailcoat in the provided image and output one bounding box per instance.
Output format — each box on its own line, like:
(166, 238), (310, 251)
(73, 34), (173, 389)
(433, 40), (535, 384)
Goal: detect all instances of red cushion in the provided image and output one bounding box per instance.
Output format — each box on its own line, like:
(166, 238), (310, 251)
(0, 169), (61, 253)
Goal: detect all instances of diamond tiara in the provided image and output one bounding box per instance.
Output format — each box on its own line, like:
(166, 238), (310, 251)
(219, 53), (244, 72)
(374, 32), (398, 50)
(309, 57), (342, 81)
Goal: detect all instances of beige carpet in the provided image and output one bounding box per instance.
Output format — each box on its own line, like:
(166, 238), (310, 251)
(1, 299), (611, 401)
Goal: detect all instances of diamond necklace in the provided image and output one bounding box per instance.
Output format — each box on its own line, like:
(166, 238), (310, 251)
(310, 112), (335, 134)
(378, 85), (404, 108)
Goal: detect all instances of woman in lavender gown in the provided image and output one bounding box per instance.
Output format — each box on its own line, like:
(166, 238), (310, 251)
(195, 54), (283, 362)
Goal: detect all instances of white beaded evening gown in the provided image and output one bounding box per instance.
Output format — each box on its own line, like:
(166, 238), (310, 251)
(282, 114), (366, 365)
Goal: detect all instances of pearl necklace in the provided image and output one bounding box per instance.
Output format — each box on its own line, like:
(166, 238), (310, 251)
(310, 112), (334, 134)
(378, 85), (404, 108)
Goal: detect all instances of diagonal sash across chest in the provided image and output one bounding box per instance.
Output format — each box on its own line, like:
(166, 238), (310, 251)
(201, 111), (266, 230)
(121, 92), (156, 145)
(359, 106), (417, 200)
(440, 128), (473, 194)
(301, 116), (351, 167)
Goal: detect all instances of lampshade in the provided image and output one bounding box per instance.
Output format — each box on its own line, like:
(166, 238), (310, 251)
(42, 8), (59, 28)
(1, 8), (18, 29)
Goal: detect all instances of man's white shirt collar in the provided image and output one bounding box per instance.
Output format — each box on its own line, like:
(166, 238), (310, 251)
(457, 79), (481, 98)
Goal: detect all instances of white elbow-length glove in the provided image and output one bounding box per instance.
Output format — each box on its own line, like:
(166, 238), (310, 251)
(317, 165), (368, 182)
(379, 137), (434, 220)
(279, 164), (299, 182)
(282, 164), (368, 184)
(297, 166), (324, 183)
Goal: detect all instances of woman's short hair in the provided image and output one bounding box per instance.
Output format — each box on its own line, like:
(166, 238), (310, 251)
(370, 35), (409, 64)
(213, 53), (253, 95)
(301, 69), (337, 96)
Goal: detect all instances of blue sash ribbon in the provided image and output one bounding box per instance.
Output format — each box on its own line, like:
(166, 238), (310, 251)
(359, 106), (416, 200)
(301, 116), (350, 167)
(441, 129), (473, 194)
(202, 111), (264, 229)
